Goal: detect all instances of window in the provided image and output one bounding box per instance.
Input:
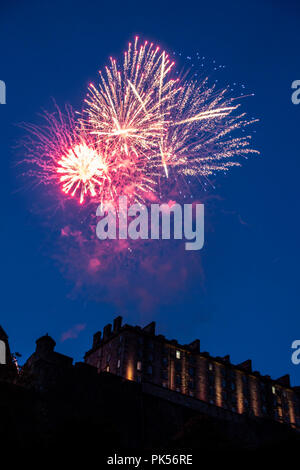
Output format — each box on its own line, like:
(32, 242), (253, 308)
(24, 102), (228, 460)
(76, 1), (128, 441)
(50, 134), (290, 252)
(162, 370), (168, 380)
(272, 386), (276, 394)
(208, 363), (213, 371)
(117, 359), (120, 369)
(188, 379), (195, 389)
(147, 365), (153, 375)
(176, 350), (181, 359)
(137, 349), (143, 359)
(188, 367), (195, 376)
(162, 357), (168, 367)
(137, 375), (142, 383)
(175, 375), (181, 386)
(148, 353), (153, 362)
(189, 355), (196, 365)
(106, 365), (110, 372)
(137, 361), (142, 371)
(162, 382), (167, 388)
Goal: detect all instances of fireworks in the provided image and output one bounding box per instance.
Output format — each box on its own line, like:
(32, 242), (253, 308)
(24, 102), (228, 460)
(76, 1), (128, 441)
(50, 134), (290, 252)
(23, 37), (258, 205)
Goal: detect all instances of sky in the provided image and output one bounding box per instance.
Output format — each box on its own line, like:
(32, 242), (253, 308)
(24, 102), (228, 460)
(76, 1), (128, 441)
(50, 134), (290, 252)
(0, 0), (300, 385)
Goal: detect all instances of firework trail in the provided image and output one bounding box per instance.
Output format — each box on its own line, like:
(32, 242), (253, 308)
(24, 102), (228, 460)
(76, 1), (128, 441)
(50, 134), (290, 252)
(22, 37), (259, 206)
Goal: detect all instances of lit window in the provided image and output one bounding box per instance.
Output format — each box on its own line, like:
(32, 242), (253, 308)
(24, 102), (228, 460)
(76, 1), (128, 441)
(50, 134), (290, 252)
(106, 365), (110, 372)
(117, 359), (120, 368)
(137, 361), (142, 371)
(272, 386), (276, 394)
(176, 350), (181, 359)
(208, 363), (213, 371)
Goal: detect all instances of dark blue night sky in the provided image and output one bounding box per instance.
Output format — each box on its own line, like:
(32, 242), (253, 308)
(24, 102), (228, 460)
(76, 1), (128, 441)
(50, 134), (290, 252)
(1, 0), (300, 385)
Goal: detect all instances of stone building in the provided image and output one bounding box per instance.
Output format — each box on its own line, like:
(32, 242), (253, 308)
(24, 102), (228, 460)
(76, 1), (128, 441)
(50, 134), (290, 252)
(85, 316), (300, 428)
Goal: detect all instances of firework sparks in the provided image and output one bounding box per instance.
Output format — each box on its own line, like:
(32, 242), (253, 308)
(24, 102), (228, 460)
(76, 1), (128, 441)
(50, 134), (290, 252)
(21, 104), (110, 204)
(22, 38), (259, 206)
(57, 143), (107, 204)
(84, 37), (177, 157)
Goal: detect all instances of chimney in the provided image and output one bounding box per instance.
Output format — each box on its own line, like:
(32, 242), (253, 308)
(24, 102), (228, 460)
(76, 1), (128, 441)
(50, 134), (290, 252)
(237, 359), (252, 372)
(36, 334), (56, 356)
(92, 331), (102, 348)
(188, 339), (200, 353)
(103, 323), (112, 341)
(276, 374), (290, 387)
(222, 355), (230, 363)
(113, 316), (122, 332)
(143, 321), (155, 335)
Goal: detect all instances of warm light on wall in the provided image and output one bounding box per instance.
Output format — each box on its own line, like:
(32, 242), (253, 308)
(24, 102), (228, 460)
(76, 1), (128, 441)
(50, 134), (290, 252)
(236, 372), (244, 414)
(126, 360), (134, 381)
(215, 364), (222, 407)
(249, 376), (259, 416)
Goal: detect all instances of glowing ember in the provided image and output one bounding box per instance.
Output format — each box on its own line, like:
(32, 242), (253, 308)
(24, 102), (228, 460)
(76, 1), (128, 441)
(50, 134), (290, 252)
(57, 144), (107, 204)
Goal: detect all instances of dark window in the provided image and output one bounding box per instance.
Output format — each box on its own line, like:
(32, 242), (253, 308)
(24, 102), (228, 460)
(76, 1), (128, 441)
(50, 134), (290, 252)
(189, 379), (195, 389)
(188, 367), (195, 376)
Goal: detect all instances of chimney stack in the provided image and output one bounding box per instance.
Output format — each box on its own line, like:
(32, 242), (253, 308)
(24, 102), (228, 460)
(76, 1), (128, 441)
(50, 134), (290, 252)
(103, 323), (112, 341)
(113, 316), (122, 332)
(92, 331), (102, 348)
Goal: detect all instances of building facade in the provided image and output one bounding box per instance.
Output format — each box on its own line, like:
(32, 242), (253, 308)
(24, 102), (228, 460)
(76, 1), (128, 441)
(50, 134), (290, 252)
(85, 316), (300, 428)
